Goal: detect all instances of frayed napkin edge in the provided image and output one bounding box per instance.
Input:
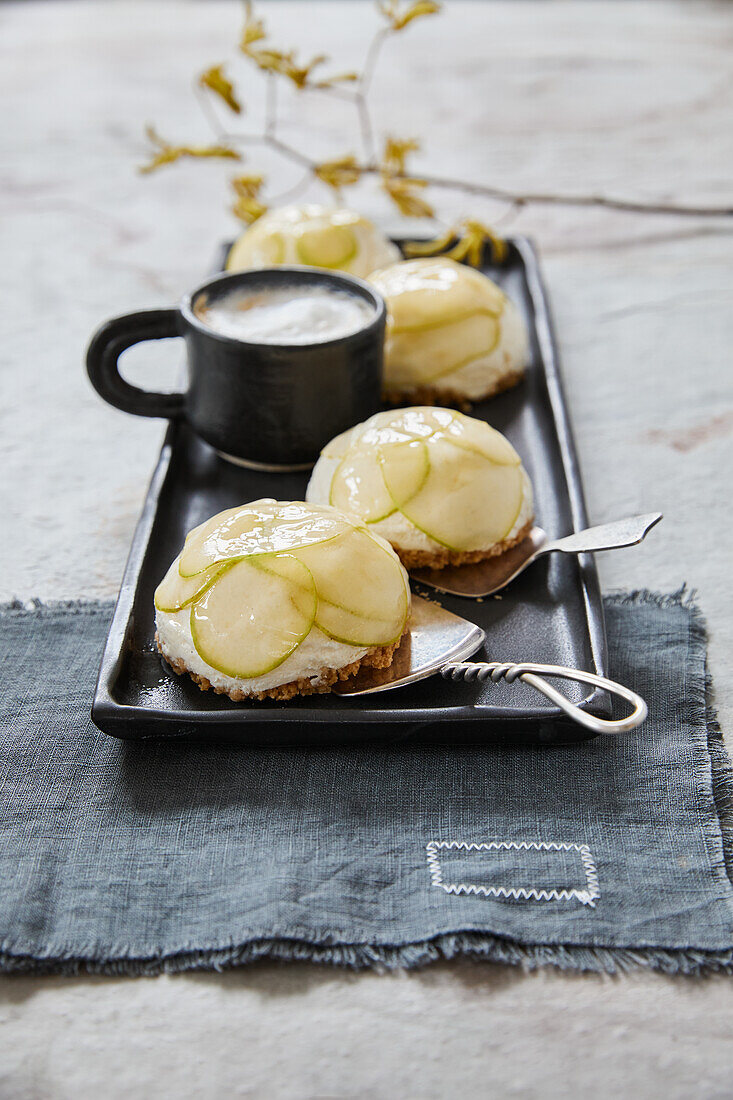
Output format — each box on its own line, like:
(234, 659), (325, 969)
(1, 935), (732, 979)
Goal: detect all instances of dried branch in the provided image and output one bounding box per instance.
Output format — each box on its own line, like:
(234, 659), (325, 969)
(405, 173), (733, 219)
(314, 155), (363, 191)
(140, 0), (733, 241)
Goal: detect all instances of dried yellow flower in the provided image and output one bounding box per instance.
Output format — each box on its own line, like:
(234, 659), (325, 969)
(378, 0), (441, 32)
(380, 135), (432, 217)
(242, 42), (332, 90)
(314, 156), (362, 191)
(404, 219), (508, 265)
(450, 219), (508, 265)
(232, 195), (268, 224)
(402, 227), (454, 256)
(199, 65), (242, 114)
(230, 174), (267, 222)
(239, 3), (349, 91)
(231, 173), (265, 198)
(314, 71), (360, 89)
(383, 176), (434, 218)
(243, 46), (292, 76)
(240, 1), (266, 49)
(283, 53), (329, 89)
(139, 126), (240, 174)
(382, 136), (420, 176)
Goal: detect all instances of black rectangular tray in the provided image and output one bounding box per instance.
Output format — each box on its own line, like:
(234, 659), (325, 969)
(91, 237), (610, 745)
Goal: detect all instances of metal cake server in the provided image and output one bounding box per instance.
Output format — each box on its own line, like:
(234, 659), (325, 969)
(334, 595), (647, 735)
(411, 512), (663, 598)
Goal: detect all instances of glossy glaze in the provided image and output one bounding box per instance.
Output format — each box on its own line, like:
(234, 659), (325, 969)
(307, 407), (532, 554)
(369, 257), (528, 393)
(154, 500), (410, 692)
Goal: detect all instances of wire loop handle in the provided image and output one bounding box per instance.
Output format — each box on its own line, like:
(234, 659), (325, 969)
(441, 661), (647, 735)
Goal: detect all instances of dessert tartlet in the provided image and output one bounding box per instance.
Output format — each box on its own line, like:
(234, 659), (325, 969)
(368, 257), (529, 409)
(154, 500), (410, 701)
(306, 407), (534, 570)
(226, 204), (400, 279)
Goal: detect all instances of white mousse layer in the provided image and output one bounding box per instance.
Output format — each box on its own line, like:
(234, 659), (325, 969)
(156, 608), (369, 696)
(307, 462), (534, 555)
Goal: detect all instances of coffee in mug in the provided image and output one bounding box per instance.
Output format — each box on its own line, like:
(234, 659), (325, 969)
(194, 285), (375, 345)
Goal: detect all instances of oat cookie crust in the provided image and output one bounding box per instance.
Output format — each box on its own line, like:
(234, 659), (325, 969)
(395, 517), (534, 571)
(155, 631), (404, 703)
(383, 366), (525, 413)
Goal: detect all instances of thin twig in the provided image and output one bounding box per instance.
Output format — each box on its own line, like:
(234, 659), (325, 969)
(355, 92), (377, 166)
(361, 26), (390, 93)
(266, 134), (316, 170)
(265, 72), (277, 137)
(192, 81), (229, 141)
(354, 25), (390, 163)
(309, 83), (360, 104)
(266, 166), (317, 206)
(493, 199), (525, 229)
(397, 172), (733, 218)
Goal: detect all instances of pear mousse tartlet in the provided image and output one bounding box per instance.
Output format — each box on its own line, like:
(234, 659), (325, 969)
(306, 408), (534, 571)
(154, 500), (410, 701)
(368, 257), (529, 409)
(226, 204), (400, 279)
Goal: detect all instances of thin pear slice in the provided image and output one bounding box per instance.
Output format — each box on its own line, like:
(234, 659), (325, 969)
(154, 558), (231, 613)
(383, 406), (455, 438)
(371, 258), (505, 331)
(316, 600), (404, 647)
(386, 312), (501, 385)
(226, 229), (285, 271)
(247, 553), (320, 621)
(296, 225), (357, 269)
(379, 439), (430, 510)
(190, 555), (317, 679)
(438, 413), (521, 466)
(179, 502), (274, 576)
(359, 407), (453, 447)
(398, 437), (524, 551)
(391, 305), (502, 334)
(295, 527), (409, 629)
(179, 501), (353, 578)
(329, 450), (396, 524)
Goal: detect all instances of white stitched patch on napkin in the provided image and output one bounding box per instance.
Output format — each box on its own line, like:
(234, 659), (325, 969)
(425, 840), (600, 907)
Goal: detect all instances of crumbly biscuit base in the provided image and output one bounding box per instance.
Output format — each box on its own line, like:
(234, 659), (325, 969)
(155, 631), (404, 703)
(396, 517), (534, 571)
(384, 367), (525, 413)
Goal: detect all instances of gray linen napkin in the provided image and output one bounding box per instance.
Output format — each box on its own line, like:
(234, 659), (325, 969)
(1, 591), (732, 976)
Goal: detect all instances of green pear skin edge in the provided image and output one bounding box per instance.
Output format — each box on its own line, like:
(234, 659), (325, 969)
(189, 559), (318, 680)
(154, 561), (233, 614)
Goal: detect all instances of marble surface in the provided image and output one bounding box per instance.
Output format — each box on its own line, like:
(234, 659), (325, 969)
(2, 1), (732, 1096)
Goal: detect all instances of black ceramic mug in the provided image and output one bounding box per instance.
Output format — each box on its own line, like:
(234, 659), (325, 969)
(86, 267), (386, 470)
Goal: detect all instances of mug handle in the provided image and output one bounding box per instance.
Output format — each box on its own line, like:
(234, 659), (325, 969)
(86, 309), (186, 419)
